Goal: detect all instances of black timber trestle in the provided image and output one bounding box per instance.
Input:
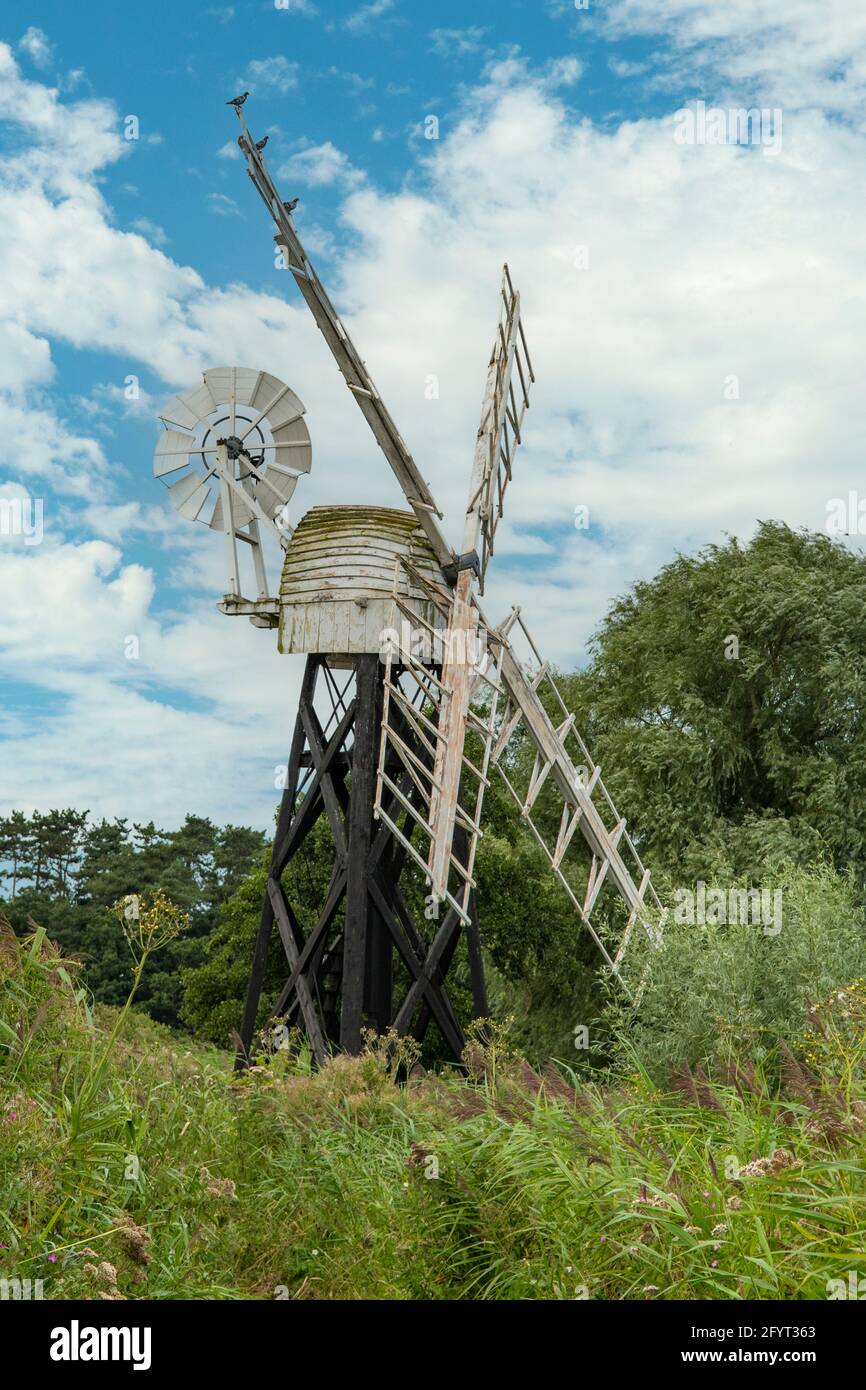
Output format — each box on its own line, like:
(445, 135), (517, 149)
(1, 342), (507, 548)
(235, 654), (486, 1068)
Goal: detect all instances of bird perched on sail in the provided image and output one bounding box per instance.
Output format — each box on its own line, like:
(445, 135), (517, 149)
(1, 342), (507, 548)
(283, 198), (299, 213)
(226, 92), (248, 108)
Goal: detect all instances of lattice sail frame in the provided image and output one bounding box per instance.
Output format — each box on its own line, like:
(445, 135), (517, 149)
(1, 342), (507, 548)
(374, 561), (664, 993)
(487, 607), (664, 995)
(469, 265), (535, 594)
(374, 560), (502, 927)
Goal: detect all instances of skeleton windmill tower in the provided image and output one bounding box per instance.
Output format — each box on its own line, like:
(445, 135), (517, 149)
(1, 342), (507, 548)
(153, 102), (663, 1066)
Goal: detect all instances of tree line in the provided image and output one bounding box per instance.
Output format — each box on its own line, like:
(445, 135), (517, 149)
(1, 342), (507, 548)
(0, 811), (266, 1028)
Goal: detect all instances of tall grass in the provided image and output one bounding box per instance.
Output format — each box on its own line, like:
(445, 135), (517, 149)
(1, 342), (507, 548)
(2, 921), (866, 1300)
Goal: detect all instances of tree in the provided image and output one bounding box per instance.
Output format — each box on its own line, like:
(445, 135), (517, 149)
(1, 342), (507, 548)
(1, 810), (266, 1030)
(557, 522), (866, 885)
(0, 811), (31, 899)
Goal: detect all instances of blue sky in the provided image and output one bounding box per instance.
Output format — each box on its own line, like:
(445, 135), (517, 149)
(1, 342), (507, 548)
(2, 1), (866, 827)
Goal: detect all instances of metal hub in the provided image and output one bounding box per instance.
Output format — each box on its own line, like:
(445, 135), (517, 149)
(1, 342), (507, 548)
(222, 434), (245, 460)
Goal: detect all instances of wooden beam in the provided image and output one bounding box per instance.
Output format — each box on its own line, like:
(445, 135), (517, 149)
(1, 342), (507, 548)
(341, 655), (379, 1052)
(235, 656), (318, 1068)
(267, 878), (329, 1064)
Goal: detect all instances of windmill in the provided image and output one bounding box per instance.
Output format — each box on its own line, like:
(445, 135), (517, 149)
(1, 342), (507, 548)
(153, 101), (664, 1066)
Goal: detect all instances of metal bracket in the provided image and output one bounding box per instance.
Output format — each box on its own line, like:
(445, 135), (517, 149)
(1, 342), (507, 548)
(440, 550), (481, 586)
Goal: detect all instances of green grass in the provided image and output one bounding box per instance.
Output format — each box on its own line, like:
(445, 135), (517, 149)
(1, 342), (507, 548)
(2, 926), (866, 1300)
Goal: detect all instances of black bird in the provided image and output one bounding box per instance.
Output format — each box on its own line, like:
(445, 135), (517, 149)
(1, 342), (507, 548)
(283, 198), (299, 213)
(226, 92), (248, 108)
(254, 135), (269, 151)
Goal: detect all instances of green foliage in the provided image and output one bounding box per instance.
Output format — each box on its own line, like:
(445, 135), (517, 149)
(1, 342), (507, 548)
(179, 850), (272, 1045)
(4, 931), (866, 1301)
(558, 521), (866, 882)
(0, 812), (266, 1028)
(608, 862), (866, 1079)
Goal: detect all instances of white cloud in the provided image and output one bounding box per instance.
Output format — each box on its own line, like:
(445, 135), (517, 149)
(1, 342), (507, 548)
(278, 141), (365, 188)
(609, 57), (648, 79)
(79, 500), (180, 542)
(604, 0), (866, 114)
(240, 56), (299, 95)
(206, 191), (243, 217)
(429, 27), (489, 59)
(545, 55), (583, 87)
(0, 537), (303, 825)
(76, 380), (157, 422)
(5, 28), (866, 824)
(328, 67), (375, 92)
(345, 0), (395, 36)
(217, 139), (240, 160)
(130, 216), (169, 247)
(18, 27), (53, 70)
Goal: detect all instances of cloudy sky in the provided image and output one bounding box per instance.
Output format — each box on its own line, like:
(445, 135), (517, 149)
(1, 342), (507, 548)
(1, 0), (865, 828)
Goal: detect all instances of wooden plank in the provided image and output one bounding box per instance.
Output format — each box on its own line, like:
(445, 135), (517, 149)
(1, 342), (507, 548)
(391, 908), (464, 1040)
(273, 865), (348, 1015)
(299, 705), (350, 859)
(267, 878), (328, 1064)
(341, 655), (379, 1051)
(367, 879), (464, 1058)
(235, 657), (317, 1068)
(427, 574), (478, 899)
(273, 697), (356, 871)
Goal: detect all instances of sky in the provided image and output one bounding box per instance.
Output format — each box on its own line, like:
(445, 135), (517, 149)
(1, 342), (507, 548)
(2, 0), (866, 829)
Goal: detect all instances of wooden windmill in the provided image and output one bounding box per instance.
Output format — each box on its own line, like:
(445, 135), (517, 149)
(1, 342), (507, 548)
(153, 102), (663, 1066)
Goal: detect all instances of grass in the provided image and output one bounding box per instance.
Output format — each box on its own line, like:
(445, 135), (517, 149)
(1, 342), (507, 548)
(2, 923), (866, 1300)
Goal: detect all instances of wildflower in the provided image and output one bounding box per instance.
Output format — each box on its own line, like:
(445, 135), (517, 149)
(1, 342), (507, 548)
(113, 889), (189, 963)
(47, 1253), (57, 1263)
(712, 1223), (728, 1237)
(739, 1148), (801, 1179)
(599, 1235), (606, 1242)
(711, 1260), (718, 1268)
(208, 1176), (237, 1201)
(635, 1193), (669, 1211)
(117, 1220), (150, 1266)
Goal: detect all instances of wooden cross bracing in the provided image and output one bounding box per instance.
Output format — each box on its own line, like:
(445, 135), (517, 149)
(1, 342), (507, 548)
(236, 653), (487, 1068)
(374, 564), (663, 998)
